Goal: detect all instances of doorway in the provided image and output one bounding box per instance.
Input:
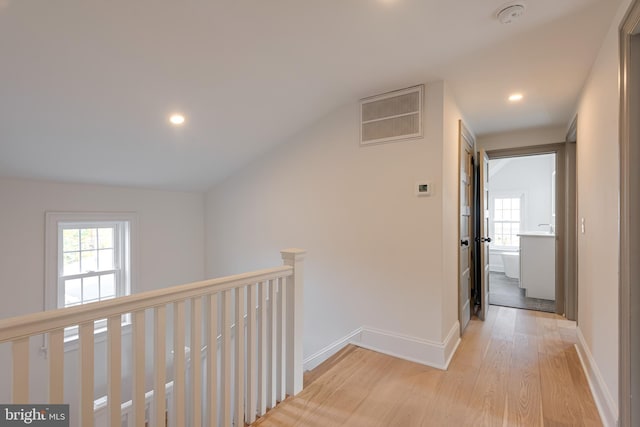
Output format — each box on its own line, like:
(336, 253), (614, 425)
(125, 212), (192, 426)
(486, 153), (557, 313)
(458, 134), (576, 325)
(487, 143), (575, 320)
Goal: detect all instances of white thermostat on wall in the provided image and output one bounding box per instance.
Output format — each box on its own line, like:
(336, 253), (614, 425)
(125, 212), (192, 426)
(415, 182), (432, 197)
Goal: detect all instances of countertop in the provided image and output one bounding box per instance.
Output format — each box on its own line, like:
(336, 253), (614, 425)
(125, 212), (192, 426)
(518, 231), (555, 237)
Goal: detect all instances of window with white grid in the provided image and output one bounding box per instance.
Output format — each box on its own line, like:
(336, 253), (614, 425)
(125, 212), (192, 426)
(58, 221), (130, 338)
(45, 212), (135, 340)
(493, 197), (521, 247)
(58, 222), (128, 308)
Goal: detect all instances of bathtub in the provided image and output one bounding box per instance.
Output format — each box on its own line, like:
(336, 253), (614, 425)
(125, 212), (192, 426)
(501, 252), (520, 279)
(489, 248), (520, 279)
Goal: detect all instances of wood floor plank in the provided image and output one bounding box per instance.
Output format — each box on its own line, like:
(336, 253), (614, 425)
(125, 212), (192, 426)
(467, 336), (514, 426)
(539, 351), (585, 425)
(537, 316), (567, 356)
(251, 306), (602, 427)
(505, 333), (543, 427)
(253, 347), (368, 426)
(343, 355), (443, 427)
(426, 371), (478, 426)
(564, 348), (602, 425)
(304, 345), (358, 387)
(514, 309), (538, 336)
(385, 368), (444, 426)
(491, 306), (517, 341)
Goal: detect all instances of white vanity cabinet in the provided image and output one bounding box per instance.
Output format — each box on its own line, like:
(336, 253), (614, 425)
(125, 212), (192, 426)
(518, 232), (555, 300)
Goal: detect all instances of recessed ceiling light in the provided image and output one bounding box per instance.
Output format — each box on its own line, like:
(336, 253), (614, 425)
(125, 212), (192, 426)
(508, 93), (523, 102)
(169, 114), (185, 125)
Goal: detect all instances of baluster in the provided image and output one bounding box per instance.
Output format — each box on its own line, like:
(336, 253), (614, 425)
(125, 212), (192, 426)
(278, 277), (287, 402)
(269, 280), (277, 409)
(174, 300), (186, 427)
(133, 310), (146, 427)
(154, 307), (166, 427)
(273, 278), (284, 402)
(222, 290), (232, 427)
(12, 337), (29, 403)
(49, 329), (64, 404)
(108, 316), (122, 427)
(257, 281), (268, 417)
(191, 298), (203, 427)
(235, 286), (246, 427)
(207, 293), (218, 427)
(246, 284), (257, 423)
(80, 322), (95, 427)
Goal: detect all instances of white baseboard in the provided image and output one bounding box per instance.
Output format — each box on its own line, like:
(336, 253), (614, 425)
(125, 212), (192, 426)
(575, 327), (618, 427)
(352, 321), (461, 370)
(303, 328), (363, 371)
(303, 322), (462, 373)
(442, 321), (462, 369)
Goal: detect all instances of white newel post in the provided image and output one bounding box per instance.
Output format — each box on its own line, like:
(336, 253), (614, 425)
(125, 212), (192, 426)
(281, 248), (306, 396)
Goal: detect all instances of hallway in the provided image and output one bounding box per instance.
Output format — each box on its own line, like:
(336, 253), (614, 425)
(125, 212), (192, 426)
(253, 306), (601, 426)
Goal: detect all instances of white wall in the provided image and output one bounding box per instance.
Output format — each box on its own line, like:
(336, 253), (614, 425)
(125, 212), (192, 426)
(0, 178), (206, 318)
(0, 178), (205, 415)
(573, 0), (632, 422)
(477, 125), (566, 152)
(206, 81), (464, 367)
(490, 155), (555, 233)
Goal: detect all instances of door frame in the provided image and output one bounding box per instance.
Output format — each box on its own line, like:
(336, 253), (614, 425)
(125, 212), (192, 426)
(484, 143), (567, 317)
(619, 2), (640, 424)
(565, 117), (578, 322)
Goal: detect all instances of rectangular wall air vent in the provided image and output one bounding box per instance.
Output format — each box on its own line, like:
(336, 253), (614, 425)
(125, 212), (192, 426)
(360, 85), (424, 146)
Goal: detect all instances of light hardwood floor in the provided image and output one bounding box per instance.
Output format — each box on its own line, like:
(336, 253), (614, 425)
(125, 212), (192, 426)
(252, 306), (601, 427)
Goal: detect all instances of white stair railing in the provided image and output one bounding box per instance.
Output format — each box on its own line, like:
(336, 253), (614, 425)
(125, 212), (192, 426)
(0, 248), (306, 427)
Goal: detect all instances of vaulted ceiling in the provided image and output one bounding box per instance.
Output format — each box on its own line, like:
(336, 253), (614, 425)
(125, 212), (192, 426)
(0, 0), (620, 190)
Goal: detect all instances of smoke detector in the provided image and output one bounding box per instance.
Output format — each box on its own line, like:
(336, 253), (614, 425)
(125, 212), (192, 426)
(497, 4), (526, 24)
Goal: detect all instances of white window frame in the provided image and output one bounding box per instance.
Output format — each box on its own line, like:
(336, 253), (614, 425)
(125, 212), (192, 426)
(57, 221), (128, 309)
(45, 212), (137, 343)
(490, 192), (525, 250)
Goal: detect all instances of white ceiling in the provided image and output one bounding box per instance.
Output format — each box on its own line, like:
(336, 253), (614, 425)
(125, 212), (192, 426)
(0, 0), (620, 191)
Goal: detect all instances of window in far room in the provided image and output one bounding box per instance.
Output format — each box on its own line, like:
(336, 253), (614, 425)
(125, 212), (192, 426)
(492, 196), (522, 248)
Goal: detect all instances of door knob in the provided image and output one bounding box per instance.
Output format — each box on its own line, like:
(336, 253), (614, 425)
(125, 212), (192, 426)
(461, 239), (469, 246)
(475, 237), (492, 243)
